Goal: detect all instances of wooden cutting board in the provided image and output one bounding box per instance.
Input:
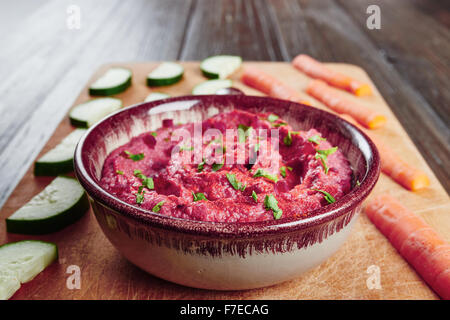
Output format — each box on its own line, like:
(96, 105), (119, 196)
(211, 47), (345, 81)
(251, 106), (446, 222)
(1, 62), (449, 300)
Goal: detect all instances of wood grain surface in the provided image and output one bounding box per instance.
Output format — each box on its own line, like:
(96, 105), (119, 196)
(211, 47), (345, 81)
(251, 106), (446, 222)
(1, 61), (448, 300)
(0, 0), (449, 211)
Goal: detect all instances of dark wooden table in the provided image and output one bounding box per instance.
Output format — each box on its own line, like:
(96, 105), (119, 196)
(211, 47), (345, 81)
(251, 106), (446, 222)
(0, 0), (449, 207)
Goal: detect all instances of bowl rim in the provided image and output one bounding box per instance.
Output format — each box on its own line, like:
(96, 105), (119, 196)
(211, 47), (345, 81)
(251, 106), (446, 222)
(74, 94), (380, 239)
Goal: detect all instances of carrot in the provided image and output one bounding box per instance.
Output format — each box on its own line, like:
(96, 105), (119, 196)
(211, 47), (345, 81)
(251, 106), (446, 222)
(365, 195), (450, 299)
(376, 142), (430, 191)
(339, 114), (430, 191)
(306, 80), (386, 129)
(241, 66), (312, 105)
(292, 54), (372, 96)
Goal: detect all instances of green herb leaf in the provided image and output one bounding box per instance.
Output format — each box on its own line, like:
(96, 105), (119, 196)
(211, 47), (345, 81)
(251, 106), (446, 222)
(267, 114), (279, 122)
(238, 124), (253, 143)
(192, 192), (207, 202)
(226, 173), (246, 191)
(212, 162), (224, 171)
(179, 145), (194, 152)
(253, 168), (279, 183)
(356, 180), (361, 187)
(136, 194), (144, 204)
(315, 147), (338, 174)
(252, 191), (258, 202)
(264, 194), (282, 220)
(142, 177), (154, 189)
(317, 146), (338, 157)
(312, 189), (336, 204)
(197, 159), (206, 172)
(116, 170), (124, 175)
(279, 166), (293, 178)
(134, 170), (154, 189)
(283, 131), (300, 146)
(279, 166), (287, 178)
(151, 201), (165, 213)
(273, 122), (287, 128)
(124, 150), (145, 161)
(308, 135), (326, 145)
(150, 131), (157, 137)
(135, 186), (145, 204)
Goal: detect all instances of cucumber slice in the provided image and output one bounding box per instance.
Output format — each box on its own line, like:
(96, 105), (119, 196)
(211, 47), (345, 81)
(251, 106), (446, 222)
(0, 240), (57, 300)
(192, 79), (232, 95)
(144, 92), (170, 102)
(0, 269), (20, 301)
(147, 62), (184, 87)
(89, 67), (132, 96)
(6, 176), (89, 235)
(69, 97), (122, 128)
(200, 55), (242, 79)
(34, 129), (87, 176)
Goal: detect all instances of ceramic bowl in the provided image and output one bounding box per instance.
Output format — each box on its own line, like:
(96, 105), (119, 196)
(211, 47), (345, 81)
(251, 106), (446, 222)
(74, 95), (380, 290)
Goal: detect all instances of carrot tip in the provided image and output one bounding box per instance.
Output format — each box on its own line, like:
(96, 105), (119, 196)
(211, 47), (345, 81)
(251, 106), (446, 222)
(368, 115), (387, 129)
(410, 172), (431, 191)
(299, 100), (313, 106)
(355, 84), (373, 97)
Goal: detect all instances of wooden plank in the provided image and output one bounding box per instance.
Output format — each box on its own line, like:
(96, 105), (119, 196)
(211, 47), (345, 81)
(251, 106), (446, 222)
(266, 0), (450, 191)
(1, 61), (448, 300)
(337, 0), (450, 147)
(179, 0), (286, 60)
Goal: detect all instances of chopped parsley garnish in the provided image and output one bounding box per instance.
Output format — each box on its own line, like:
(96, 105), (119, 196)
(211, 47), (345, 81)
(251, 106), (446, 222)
(226, 173), (246, 191)
(197, 159), (206, 172)
(179, 145), (194, 152)
(212, 162), (224, 171)
(356, 180), (361, 187)
(283, 131), (300, 146)
(116, 170), (124, 175)
(251, 191), (258, 202)
(237, 124), (253, 143)
(264, 194), (282, 220)
(192, 192), (207, 202)
(315, 147), (338, 174)
(253, 168), (279, 183)
(124, 150), (145, 161)
(133, 169), (154, 189)
(312, 189), (336, 204)
(308, 135), (326, 145)
(267, 114), (279, 122)
(151, 201), (165, 213)
(135, 186), (145, 204)
(273, 122), (288, 128)
(150, 131), (157, 137)
(279, 166), (293, 178)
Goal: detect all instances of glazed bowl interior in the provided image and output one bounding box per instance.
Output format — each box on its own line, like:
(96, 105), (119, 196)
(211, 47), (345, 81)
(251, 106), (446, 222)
(74, 95), (380, 237)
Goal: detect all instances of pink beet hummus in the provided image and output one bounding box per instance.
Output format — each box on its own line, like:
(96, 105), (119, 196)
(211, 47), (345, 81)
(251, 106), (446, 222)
(100, 110), (352, 222)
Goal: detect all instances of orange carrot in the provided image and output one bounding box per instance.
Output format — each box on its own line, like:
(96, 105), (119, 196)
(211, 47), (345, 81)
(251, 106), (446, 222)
(339, 114), (430, 191)
(376, 142), (430, 191)
(365, 195), (450, 300)
(241, 66), (312, 105)
(306, 80), (386, 129)
(292, 54), (372, 96)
